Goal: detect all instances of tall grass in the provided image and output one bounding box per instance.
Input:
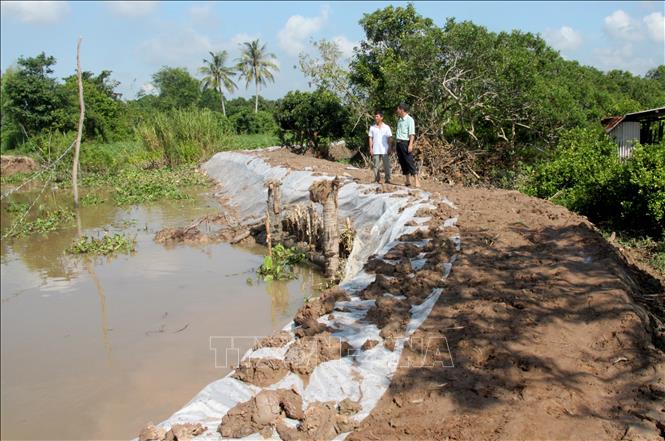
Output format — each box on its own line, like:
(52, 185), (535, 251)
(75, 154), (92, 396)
(136, 109), (233, 166)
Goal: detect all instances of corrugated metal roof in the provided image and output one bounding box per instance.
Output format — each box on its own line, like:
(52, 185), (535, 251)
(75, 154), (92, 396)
(623, 106), (665, 122)
(601, 106), (665, 133)
(601, 116), (624, 133)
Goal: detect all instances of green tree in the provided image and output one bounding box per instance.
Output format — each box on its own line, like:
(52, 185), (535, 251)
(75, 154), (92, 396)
(348, 5), (665, 183)
(646, 65), (665, 89)
(2, 52), (66, 142)
(199, 50), (237, 116)
(237, 39), (279, 113)
(61, 70), (128, 141)
(152, 67), (200, 109)
(275, 89), (347, 153)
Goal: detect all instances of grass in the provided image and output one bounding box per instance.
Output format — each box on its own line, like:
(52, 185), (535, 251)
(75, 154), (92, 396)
(224, 133), (280, 150)
(66, 233), (136, 255)
(4, 201), (29, 213)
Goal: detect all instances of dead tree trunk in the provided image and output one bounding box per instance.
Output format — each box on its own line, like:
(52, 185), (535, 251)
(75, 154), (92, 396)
(72, 37), (85, 208)
(309, 177), (341, 279)
(266, 180), (282, 243)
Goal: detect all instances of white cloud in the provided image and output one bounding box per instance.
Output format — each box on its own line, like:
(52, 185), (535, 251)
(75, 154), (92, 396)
(106, 1), (158, 18)
(278, 6), (329, 57)
(332, 35), (357, 59)
(137, 28), (213, 66)
(594, 43), (658, 75)
(140, 83), (157, 95)
(543, 26), (583, 51)
(1, 1), (69, 24)
(643, 12), (665, 42)
(604, 10), (643, 41)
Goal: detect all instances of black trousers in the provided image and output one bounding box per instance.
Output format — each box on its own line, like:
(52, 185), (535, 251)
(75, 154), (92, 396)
(395, 140), (417, 176)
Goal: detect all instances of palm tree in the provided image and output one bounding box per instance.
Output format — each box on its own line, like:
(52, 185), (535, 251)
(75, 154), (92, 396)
(199, 50), (237, 116)
(236, 39), (279, 113)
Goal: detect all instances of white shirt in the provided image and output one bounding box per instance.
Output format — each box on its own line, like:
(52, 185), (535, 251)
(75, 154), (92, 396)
(368, 123), (393, 155)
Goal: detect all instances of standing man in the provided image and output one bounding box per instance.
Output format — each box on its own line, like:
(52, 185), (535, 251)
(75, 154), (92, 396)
(395, 102), (420, 188)
(368, 110), (393, 184)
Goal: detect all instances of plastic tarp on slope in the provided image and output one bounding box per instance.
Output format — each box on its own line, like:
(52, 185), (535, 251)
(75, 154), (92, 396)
(152, 150), (460, 440)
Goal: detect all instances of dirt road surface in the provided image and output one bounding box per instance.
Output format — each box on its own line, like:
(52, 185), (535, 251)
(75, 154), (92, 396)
(258, 148), (665, 441)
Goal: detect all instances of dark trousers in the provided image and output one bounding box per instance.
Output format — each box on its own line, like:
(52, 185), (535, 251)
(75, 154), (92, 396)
(395, 140), (417, 176)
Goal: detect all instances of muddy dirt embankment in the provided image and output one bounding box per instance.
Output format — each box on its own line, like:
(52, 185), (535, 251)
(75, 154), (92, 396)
(140, 148), (664, 441)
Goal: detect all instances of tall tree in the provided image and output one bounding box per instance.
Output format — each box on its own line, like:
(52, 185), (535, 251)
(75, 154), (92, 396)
(2, 52), (66, 140)
(199, 50), (237, 116)
(237, 39), (279, 113)
(152, 67), (200, 109)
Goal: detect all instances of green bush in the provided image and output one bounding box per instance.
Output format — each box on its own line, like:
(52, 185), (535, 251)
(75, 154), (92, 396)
(520, 127), (664, 235)
(611, 142), (665, 231)
(275, 89), (347, 153)
(229, 109), (277, 135)
(136, 108), (233, 165)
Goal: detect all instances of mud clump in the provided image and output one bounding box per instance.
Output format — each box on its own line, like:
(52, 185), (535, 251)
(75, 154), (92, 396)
(363, 274), (402, 299)
(1, 155), (38, 176)
(276, 401), (337, 441)
(384, 243), (422, 260)
(365, 296), (410, 330)
(361, 339), (379, 350)
(232, 357), (289, 387)
(154, 227), (208, 245)
(394, 258), (413, 275)
(402, 269), (444, 300)
(294, 287), (349, 325)
(284, 332), (352, 375)
(364, 258), (396, 275)
(252, 332), (291, 350)
(253, 330), (292, 349)
(295, 318), (329, 338)
(165, 423), (206, 441)
(218, 388), (304, 438)
(138, 423), (206, 441)
(138, 423), (166, 441)
(338, 398), (361, 416)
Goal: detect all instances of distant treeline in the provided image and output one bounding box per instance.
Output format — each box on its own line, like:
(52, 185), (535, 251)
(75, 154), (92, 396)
(0, 39), (281, 152)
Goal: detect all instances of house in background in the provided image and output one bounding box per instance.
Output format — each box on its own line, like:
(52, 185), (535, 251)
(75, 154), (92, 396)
(601, 107), (665, 158)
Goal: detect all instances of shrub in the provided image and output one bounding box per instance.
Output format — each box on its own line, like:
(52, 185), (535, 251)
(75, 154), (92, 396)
(230, 109), (278, 135)
(520, 127), (664, 235)
(611, 141), (665, 232)
(275, 89), (347, 154)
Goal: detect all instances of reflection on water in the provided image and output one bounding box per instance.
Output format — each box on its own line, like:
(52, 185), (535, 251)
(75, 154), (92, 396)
(1, 188), (324, 440)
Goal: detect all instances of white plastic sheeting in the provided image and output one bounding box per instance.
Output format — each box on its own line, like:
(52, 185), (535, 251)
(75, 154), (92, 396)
(151, 151), (460, 440)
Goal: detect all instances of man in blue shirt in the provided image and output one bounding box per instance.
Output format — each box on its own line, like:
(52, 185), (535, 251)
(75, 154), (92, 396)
(395, 102), (420, 188)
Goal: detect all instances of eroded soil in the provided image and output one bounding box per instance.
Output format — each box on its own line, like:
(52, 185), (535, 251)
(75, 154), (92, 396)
(259, 149), (665, 440)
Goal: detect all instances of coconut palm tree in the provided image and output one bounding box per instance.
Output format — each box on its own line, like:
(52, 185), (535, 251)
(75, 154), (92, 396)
(199, 50), (237, 116)
(236, 39), (279, 113)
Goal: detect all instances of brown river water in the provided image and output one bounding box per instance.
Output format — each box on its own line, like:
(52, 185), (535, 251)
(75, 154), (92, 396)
(0, 186), (324, 440)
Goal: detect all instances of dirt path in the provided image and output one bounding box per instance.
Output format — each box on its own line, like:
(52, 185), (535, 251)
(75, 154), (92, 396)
(258, 149), (665, 440)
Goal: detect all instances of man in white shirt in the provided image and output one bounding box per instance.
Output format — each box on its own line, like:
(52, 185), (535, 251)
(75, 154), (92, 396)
(368, 110), (393, 184)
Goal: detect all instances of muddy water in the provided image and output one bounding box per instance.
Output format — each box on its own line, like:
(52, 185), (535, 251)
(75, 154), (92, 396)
(0, 188), (324, 440)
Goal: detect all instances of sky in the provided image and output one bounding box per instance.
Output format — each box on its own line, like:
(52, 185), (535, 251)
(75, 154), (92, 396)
(1, 1), (664, 101)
